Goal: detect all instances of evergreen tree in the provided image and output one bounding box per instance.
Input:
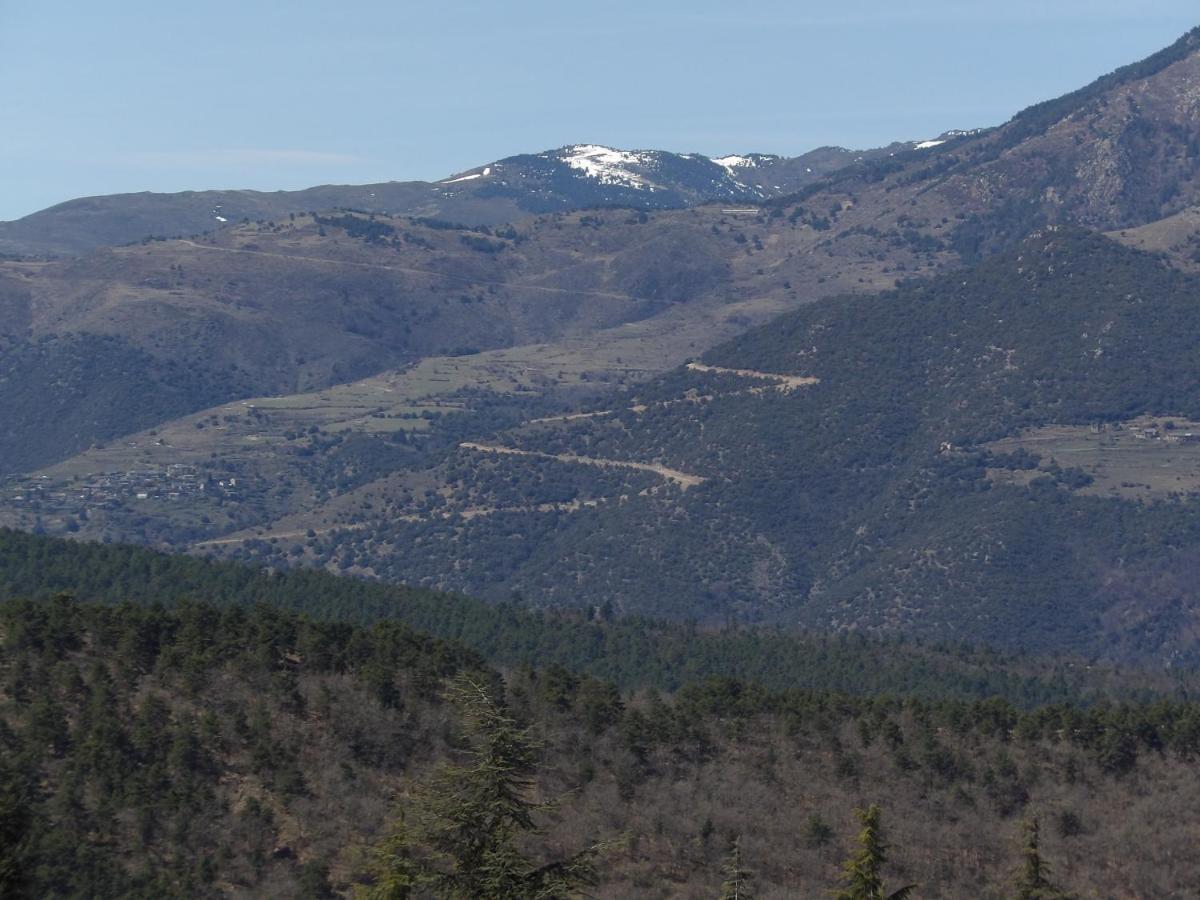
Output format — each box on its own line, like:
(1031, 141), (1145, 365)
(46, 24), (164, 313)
(363, 674), (612, 899)
(362, 817), (421, 899)
(833, 805), (916, 900)
(718, 835), (754, 899)
(0, 760), (31, 897)
(1013, 816), (1075, 900)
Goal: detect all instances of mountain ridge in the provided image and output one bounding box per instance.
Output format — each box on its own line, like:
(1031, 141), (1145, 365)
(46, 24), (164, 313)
(7, 29), (1200, 666)
(0, 139), (939, 258)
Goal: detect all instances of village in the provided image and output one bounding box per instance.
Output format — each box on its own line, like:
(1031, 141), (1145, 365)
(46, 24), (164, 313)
(3, 464), (240, 514)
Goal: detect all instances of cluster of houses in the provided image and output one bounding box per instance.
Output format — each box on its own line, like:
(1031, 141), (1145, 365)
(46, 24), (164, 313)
(6, 464), (240, 512)
(1124, 423), (1200, 443)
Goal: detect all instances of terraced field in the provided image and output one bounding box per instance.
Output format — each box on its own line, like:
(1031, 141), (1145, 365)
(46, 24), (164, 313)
(986, 416), (1200, 499)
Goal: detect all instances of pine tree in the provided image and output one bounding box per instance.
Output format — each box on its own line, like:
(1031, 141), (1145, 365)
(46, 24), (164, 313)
(833, 805), (916, 900)
(362, 817), (421, 899)
(1013, 816), (1076, 900)
(0, 759), (31, 897)
(718, 835), (755, 900)
(362, 674), (613, 899)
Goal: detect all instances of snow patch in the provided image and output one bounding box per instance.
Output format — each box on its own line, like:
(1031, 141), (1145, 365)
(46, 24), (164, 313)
(214, 215), (227, 222)
(557, 145), (656, 188)
(914, 139), (946, 150)
(712, 154), (757, 172)
(441, 171), (484, 184)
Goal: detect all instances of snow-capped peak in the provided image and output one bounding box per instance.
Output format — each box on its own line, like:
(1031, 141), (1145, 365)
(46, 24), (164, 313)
(556, 145), (656, 187)
(715, 154), (763, 176)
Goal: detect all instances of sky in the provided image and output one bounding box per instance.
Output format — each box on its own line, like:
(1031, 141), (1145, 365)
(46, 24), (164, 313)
(2, 1), (1197, 220)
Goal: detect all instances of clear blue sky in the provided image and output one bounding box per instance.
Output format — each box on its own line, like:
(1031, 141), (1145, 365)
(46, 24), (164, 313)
(2, 1), (1196, 220)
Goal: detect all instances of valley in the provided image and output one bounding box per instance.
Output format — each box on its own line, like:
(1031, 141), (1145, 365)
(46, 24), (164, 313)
(7, 17), (1200, 900)
(5, 28), (1200, 662)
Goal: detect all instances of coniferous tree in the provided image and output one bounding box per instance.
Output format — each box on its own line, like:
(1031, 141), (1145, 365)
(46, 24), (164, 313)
(833, 805), (916, 900)
(0, 760), (31, 897)
(363, 674), (612, 899)
(1013, 816), (1075, 900)
(362, 818), (420, 899)
(718, 835), (755, 900)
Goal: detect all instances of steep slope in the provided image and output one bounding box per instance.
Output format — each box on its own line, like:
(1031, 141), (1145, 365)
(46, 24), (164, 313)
(773, 26), (1200, 258)
(188, 229), (1200, 664)
(0, 197), (920, 476)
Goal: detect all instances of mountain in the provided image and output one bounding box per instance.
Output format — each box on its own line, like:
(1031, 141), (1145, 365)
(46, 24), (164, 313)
(774, 26), (1200, 255)
(84, 227), (1200, 666)
(10, 23), (1199, 475)
(0, 141), (922, 258)
(7, 29), (1200, 664)
(0, 191), (923, 477)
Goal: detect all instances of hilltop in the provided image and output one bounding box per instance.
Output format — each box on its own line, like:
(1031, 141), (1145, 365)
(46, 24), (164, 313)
(0, 140), (924, 258)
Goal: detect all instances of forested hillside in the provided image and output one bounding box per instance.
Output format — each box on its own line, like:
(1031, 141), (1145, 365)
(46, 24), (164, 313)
(3, 590), (1200, 898)
(233, 228), (1200, 665)
(3, 529), (1183, 706)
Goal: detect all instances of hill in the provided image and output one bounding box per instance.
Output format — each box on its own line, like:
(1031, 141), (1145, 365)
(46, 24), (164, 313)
(0, 141), (917, 258)
(120, 228), (1200, 666)
(2, 528), (1173, 705)
(4, 587), (1200, 897)
(0, 192), (919, 477)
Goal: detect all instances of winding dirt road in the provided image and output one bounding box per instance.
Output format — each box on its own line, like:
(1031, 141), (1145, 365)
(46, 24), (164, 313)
(685, 361), (819, 390)
(459, 442), (706, 489)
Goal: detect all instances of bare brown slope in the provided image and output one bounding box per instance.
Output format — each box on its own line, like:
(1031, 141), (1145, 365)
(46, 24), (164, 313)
(0, 201), (918, 475)
(773, 27), (1200, 258)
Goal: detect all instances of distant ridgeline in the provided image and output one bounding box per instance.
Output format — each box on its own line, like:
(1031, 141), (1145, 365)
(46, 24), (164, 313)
(0, 527), (1192, 707)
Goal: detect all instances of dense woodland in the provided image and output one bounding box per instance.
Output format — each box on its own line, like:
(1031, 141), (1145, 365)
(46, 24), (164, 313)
(3, 580), (1200, 897)
(3, 529), (1196, 707)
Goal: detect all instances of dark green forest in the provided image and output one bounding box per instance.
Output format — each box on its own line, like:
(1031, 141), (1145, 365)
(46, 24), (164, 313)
(0, 529), (1191, 706)
(3, 584), (1200, 897)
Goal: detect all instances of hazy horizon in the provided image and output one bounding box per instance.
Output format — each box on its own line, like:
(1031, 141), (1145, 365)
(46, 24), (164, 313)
(3, 0), (1197, 220)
